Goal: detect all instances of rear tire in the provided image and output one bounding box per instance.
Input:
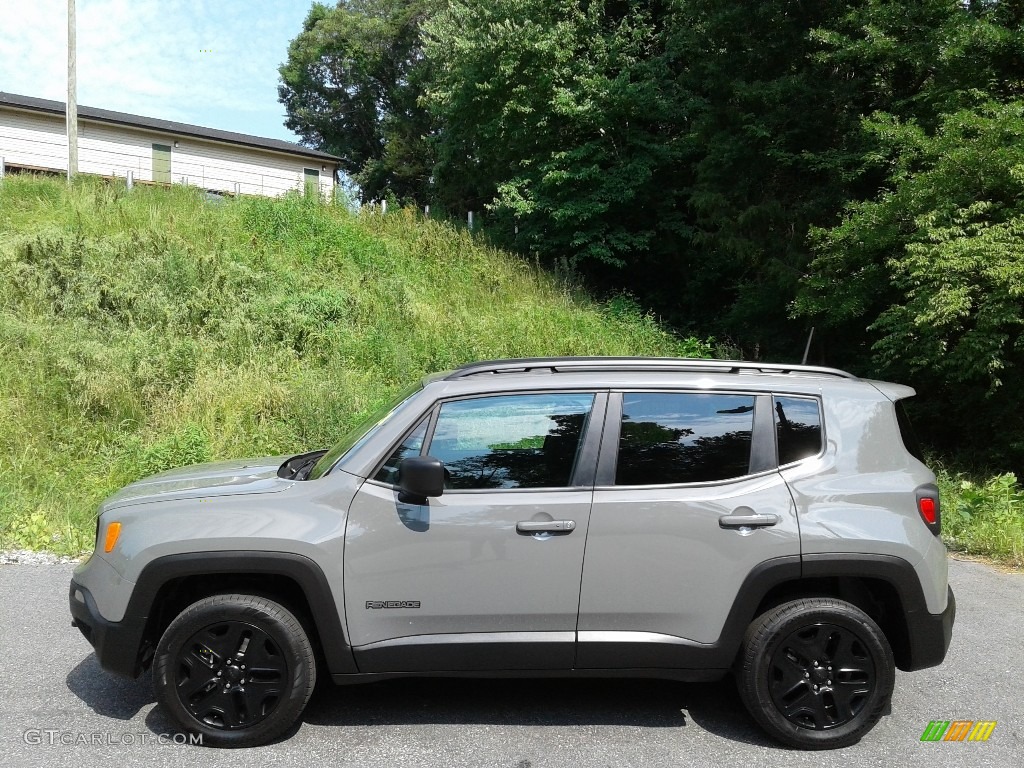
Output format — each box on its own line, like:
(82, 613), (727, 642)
(153, 594), (316, 748)
(736, 597), (894, 749)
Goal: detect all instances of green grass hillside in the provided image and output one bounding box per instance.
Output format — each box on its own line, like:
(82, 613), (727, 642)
(0, 175), (705, 554)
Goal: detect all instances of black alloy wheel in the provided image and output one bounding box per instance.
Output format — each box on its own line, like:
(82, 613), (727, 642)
(154, 594), (316, 748)
(767, 621), (876, 730)
(174, 619), (289, 730)
(736, 597), (895, 750)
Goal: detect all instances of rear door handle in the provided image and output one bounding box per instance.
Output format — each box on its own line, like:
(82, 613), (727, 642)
(719, 514), (780, 529)
(516, 520), (576, 534)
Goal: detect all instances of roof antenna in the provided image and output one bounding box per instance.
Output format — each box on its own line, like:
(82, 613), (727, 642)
(801, 327), (815, 365)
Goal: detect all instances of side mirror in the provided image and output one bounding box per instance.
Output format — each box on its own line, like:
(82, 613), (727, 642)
(397, 456), (445, 503)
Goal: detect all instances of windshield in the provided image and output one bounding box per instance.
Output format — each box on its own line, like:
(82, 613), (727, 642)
(307, 382), (423, 480)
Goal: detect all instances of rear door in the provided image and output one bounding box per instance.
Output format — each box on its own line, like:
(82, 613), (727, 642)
(576, 390), (801, 668)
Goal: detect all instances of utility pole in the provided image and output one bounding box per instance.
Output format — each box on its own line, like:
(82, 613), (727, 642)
(67, 0), (78, 180)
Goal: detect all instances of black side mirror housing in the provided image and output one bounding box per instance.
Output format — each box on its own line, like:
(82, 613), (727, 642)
(397, 456), (445, 503)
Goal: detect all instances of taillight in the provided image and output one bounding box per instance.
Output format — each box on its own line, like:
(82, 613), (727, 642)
(918, 497), (936, 524)
(916, 486), (941, 535)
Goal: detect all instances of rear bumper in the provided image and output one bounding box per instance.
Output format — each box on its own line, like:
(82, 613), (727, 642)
(69, 579), (149, 678)
(904, 586), (956, 671)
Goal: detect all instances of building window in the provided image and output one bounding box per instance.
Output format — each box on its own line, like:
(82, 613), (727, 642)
(303, 168), (320, 196)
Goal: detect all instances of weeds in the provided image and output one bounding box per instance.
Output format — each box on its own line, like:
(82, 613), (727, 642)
(937, 469), (1024, 568)
(0, 175), (704, 554)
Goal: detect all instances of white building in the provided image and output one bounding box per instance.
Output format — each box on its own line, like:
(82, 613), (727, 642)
(0, 92), (340, 198)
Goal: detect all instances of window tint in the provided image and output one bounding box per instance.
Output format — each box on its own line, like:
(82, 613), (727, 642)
(895, 401), (924, 462)
(774, 396), (823, 465)
(427, 394), (594, 490)
(616, 393), (755, 485)
(373, 417), (429, 485)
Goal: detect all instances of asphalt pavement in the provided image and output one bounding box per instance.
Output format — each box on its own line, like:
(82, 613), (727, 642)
(0, 557), (1020, 767)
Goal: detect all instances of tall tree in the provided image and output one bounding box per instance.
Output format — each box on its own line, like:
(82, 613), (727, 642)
(424, 0), (686, 260)
(796, 2), (1024, 463)
(279, 1), (439, 202)
(658, 0), (865, 350)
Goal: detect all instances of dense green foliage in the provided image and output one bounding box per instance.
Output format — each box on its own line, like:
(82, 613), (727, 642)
(281, 0), (1024, 472)
(798, 103), (1024, 459)
(278, 0), (440, 202)
(937, 468), (1024, 568)
(0, 175), (703, 553)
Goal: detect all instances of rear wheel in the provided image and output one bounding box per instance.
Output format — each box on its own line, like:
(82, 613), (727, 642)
(736, 597), (895, 749)
(153, 594), (316, 747)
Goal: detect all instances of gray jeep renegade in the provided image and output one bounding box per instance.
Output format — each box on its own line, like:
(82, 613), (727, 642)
(69, 357), (955, 749)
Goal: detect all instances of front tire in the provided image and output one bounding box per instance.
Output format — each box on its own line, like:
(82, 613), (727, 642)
(153, 594), (316, 748)
(736, 597), (895, 749)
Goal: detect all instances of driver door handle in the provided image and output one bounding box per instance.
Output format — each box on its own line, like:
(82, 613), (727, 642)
(719, 513), (780, 529)
(516, 520), (576, 534)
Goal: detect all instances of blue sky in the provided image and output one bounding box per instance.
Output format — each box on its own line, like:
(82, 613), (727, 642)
(0, 0), (316, 143)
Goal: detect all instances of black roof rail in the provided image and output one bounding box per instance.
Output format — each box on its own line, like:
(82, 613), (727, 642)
(444, 357), (857, 380)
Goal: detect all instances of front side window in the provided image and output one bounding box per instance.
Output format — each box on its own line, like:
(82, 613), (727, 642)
(616, 393), (755, 485)
(774, 396), (823, 465)
(427, 393), (595, 490)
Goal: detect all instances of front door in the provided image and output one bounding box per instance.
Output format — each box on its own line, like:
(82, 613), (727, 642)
(577, 390), (802, 668)
(344, 391), (603, 672)
(303, 167), (320, 196)
(152, 143), (171, 183)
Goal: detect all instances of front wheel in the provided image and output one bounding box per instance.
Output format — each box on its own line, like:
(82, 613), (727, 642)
(736, 597), (895, 749)
(153, 594), (316, 748)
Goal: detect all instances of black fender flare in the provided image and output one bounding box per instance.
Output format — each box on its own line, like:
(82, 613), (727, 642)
(131, 550), (356, 675)
(713, 553), (951, 671)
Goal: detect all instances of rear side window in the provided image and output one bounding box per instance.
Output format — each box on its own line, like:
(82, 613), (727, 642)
(774, 396), (823, 465)
(615, 393), (755, 485)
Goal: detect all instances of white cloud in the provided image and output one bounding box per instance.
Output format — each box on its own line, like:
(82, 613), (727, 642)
(0, 0), (314, 140)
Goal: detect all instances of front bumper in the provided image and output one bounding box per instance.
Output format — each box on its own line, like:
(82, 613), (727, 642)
(69, 579), (149, 678)
(904, 586), (956, 671)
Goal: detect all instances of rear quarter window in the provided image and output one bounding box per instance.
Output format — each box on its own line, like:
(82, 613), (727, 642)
(774, 396), (823, 465)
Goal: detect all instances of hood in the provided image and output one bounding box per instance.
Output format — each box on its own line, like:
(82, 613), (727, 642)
(101, 456), (294, 512)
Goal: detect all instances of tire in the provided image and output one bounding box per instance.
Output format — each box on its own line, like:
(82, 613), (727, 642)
(153, 594), (316, 748)
(735, 597), (895, 750)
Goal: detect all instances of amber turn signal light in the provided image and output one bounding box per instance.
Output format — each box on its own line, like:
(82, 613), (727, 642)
(103, 522), (122, 553)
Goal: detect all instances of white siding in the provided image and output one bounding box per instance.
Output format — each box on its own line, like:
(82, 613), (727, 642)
(0, 106), (335, 198)
(170, 139), (332, 197)
(0, 108), (69, 171)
